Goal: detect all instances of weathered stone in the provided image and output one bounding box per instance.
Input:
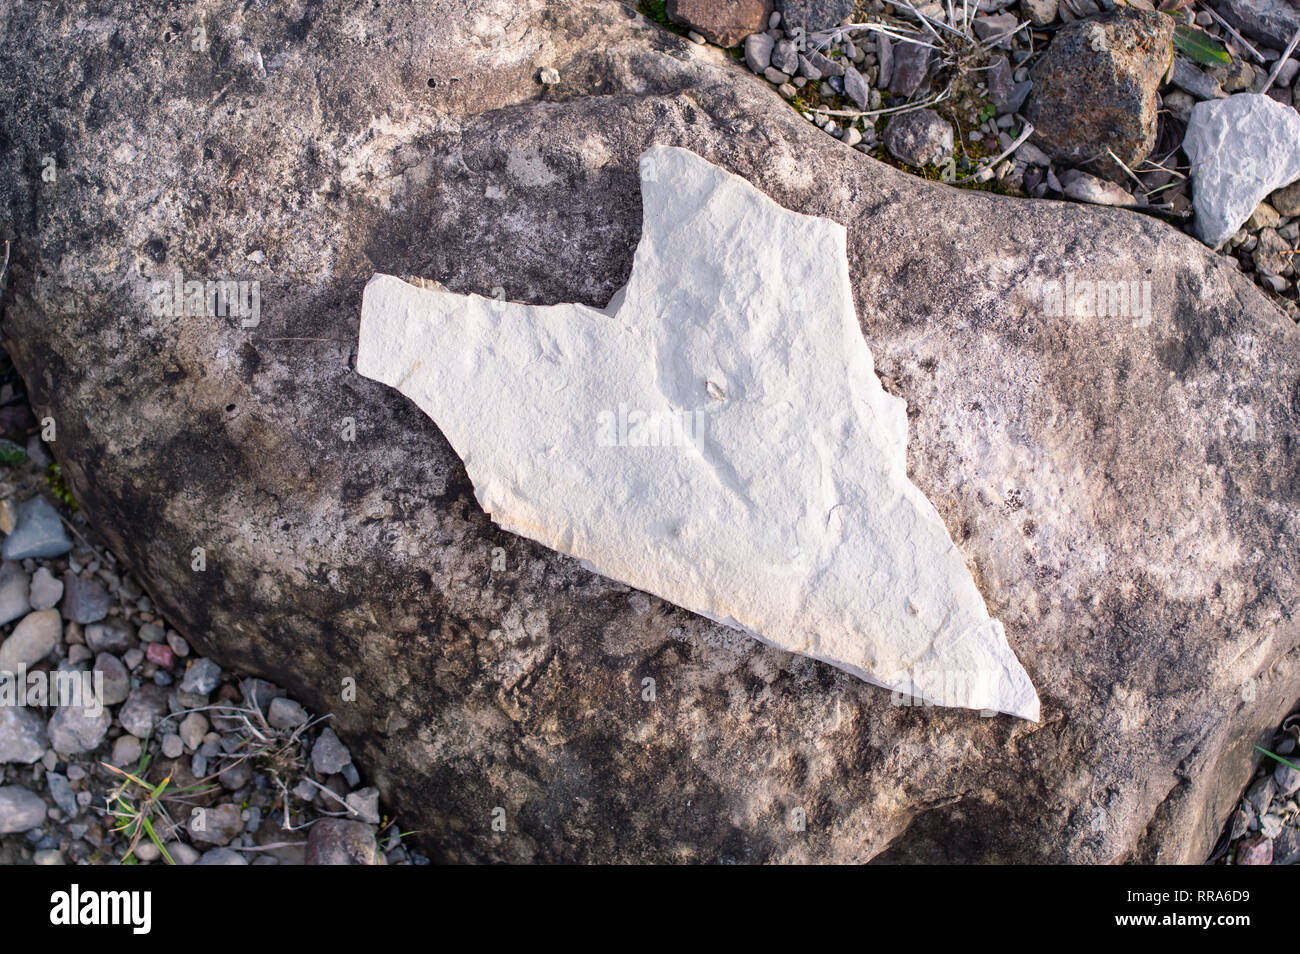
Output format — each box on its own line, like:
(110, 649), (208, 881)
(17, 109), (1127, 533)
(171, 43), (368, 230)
(1212, 0), (1300, 48)
(666, 0), (774, 47)
(1270, 180), (1300, 216)
(61, 573), (109, 624)
(1026, 9), (1173, 180)
(890, 41), (931, 95)
(884, 109), (955, 168)
(744, 31), (773, 72)
(0, 609), (60, 672)
(0, 497), (71, 561)
(3, 0), (1300, 865)
(188, 803), (245, 846)
(48, 698), (111, 755)
(1059, 168), (1138, 206)
(843, 63), (870, 108)
(305, 818), (381, 865)
(1020, 0), (1058, 26)
(0, 705), (47, 764)
(776, 0), (854, 32)
(0, 562), (30, 626)
(1183, 93), (1300, 247)
(0, 786), (47, 833)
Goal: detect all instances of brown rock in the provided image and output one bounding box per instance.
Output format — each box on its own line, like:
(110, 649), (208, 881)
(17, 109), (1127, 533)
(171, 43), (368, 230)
(305, 819), (381, 865)
(1026, 9), (1173, 181)
(2, 0), (1299, 865)
(666, 0), (773, 47)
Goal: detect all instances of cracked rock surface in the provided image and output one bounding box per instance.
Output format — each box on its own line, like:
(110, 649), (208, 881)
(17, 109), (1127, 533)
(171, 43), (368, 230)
(1, 0), (1299, 862)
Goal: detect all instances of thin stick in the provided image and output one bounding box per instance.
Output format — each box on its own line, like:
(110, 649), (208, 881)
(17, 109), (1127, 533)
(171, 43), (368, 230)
(1107, 148), (1146, 191)
(1260, 26), (1300, 94)
(955, 123), (1035, 184)
(808, 88), (952, 119)
(1203, 5), (1265, 63)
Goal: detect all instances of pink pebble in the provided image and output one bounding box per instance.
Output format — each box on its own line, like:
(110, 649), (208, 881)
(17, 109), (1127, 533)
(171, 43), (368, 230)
(146, 642), (176, 669)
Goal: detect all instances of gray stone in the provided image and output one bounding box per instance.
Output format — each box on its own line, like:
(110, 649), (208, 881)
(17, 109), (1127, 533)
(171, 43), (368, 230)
(117, 685), (169, 739)
(772, 38), (799, 74)
(48, 699), (111, 754)
(0, 705), (47, 764)
(305, 818), (380, 865)
(1059, 168), (1138, 206)
(267, 696), (308, 730)
(843, 63), (870, 108)
(776, 0), (854, 32)
(763, 65), (790, 84)
(890, 41), (931, 95)
(0, 786), (47, 833)
(973, 12), (1019, 47)
(28, 567), (62, 610)
(744, 31), (773, 73)
(84, 618), (133, 654)
(61, 573), (109, 624)
(1020, 0), (1058, 26)
(1163, 89), (1196, 125)
(803, 48), (844, 77)
(0, 562), (30, 625)
(884, 108), (955, 168)
(179, 712), (208, 750)
(196, 846), (248, 864)
(1270, 180), (1300, 216)
(1213, 0), (1300, 48)
(1183, 93), (1300, 247)
(179, 657), (222, 695)
(6, 0), (1300, 864)
(346, 786), (382, 824)
(796, 53), (821, 80)
(0, 609), (60, 672)
(1, 497), (71, 561)
(46, 773), (78, 818)
(1026, 9), (1173, 180)
(877, 34), (893, 88)
(1172, 57), (1224, 100)
(109, 734), (140, 767)
(161, 732), (184, 759)
(92, 652), (130, 706)
(312, 727), (353, 775)
(188, 803), (244, 846)
(1273, 760), (1300, 797)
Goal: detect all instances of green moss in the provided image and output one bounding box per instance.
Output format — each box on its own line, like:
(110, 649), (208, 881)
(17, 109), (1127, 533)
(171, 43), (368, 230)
(45, 463), (78, 511)
(637, 0), (690, 36)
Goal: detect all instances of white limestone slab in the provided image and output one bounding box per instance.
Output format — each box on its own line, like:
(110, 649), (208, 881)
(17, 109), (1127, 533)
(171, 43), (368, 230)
(357, 145), (1040, 720)
(1184, 93), (1300, 248)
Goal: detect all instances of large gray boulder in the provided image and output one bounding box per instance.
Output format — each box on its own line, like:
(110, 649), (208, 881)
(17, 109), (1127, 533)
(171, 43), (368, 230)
(0, 0), (1298, 863)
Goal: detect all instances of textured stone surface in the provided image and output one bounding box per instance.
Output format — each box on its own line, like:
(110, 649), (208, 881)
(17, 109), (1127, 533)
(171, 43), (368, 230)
(359, 148), (1039, 719)
(0, 786), (47, 834)
(1026, 9), (1173, 180)
(667, 0), (773, 47)
(1, 0), (1299, 864)
(884, 109), (955, 168)
(1183, 93), (1300, 248)
(0, 706), (47, 764)
(776, 0), (855, 31)
(1211, 0), (1300, 48)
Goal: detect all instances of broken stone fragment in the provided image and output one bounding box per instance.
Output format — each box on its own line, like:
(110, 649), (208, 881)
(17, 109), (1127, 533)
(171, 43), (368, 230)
(1183, 93), (1300, 248)
(357, 146), (1040, 720)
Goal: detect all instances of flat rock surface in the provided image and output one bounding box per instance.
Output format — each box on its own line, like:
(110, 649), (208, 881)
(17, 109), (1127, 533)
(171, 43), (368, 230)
(1, 0), (1299, 863)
